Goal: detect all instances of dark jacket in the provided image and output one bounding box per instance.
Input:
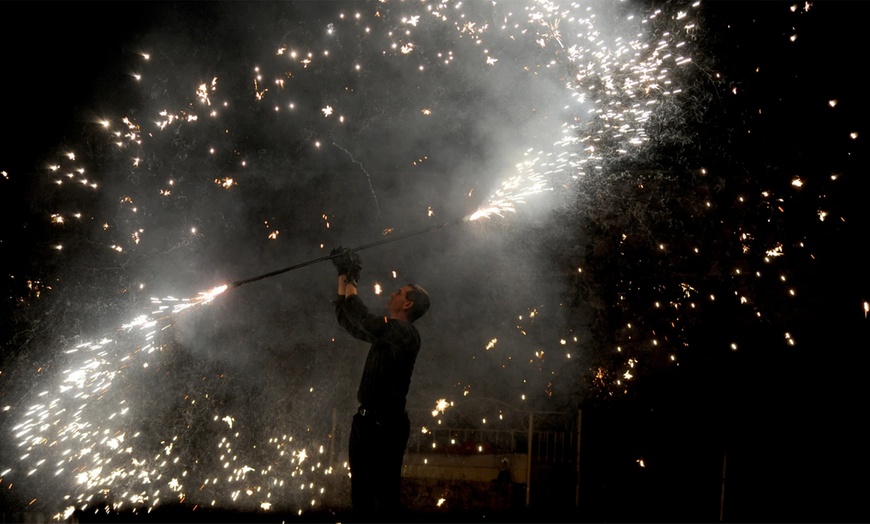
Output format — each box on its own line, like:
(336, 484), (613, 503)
(333, 294), (421, 413)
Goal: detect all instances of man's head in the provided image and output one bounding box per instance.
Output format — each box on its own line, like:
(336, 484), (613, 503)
(388, 284), (430, 322)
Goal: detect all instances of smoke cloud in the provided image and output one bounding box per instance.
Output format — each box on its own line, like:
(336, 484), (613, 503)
(0, 1), (701, 515)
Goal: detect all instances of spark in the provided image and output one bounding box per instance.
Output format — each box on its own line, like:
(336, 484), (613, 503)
(431, 399), (450, 417)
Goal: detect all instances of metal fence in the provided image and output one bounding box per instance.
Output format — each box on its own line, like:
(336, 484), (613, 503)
(407, 421), (578, 465)
(405, 409), (582, 509)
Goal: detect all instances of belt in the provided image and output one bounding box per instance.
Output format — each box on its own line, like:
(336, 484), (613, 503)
(358, 406), (406, 418)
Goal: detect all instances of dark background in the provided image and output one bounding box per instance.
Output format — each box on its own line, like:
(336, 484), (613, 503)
(2, 1), (868, 522)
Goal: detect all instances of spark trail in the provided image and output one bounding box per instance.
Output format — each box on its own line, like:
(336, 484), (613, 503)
(332, 142), (383, 221)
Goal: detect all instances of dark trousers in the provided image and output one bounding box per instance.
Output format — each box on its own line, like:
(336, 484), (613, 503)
(348, 409), (410, 522)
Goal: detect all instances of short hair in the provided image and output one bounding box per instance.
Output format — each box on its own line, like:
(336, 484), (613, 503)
(405, 284), (430, 323)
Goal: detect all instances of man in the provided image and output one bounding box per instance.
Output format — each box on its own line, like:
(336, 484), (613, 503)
(330, 247), (430, 521)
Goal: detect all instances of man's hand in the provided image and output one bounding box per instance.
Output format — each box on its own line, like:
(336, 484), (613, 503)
(345, 251), (362, 285)
(331, 246), (351, 276)
(330, 247), (362, 284)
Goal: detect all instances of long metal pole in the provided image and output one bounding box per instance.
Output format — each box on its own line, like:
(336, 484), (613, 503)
(229, 216), (466, 289)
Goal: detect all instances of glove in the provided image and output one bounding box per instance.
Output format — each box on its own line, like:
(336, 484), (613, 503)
(344, 251), (362, 285)
(330, 246), (351, 276)
(330, 247), (363, 284)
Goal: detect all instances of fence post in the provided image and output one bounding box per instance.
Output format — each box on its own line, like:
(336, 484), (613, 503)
(719, 451), (727, 522)
(525, 412), (534, 508)
(328, 407), (337, 469)
(575, 408), (583, 508)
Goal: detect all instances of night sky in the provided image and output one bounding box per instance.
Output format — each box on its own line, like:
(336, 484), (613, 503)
(1, 1), (867, 522)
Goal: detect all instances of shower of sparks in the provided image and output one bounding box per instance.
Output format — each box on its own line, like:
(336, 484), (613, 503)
(6, 283), (336, 516)
(1, 0), (707, 517)
(161, 285), (229, 315)
(468, 156), (553, 221)
(464, 0), (700, 221)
